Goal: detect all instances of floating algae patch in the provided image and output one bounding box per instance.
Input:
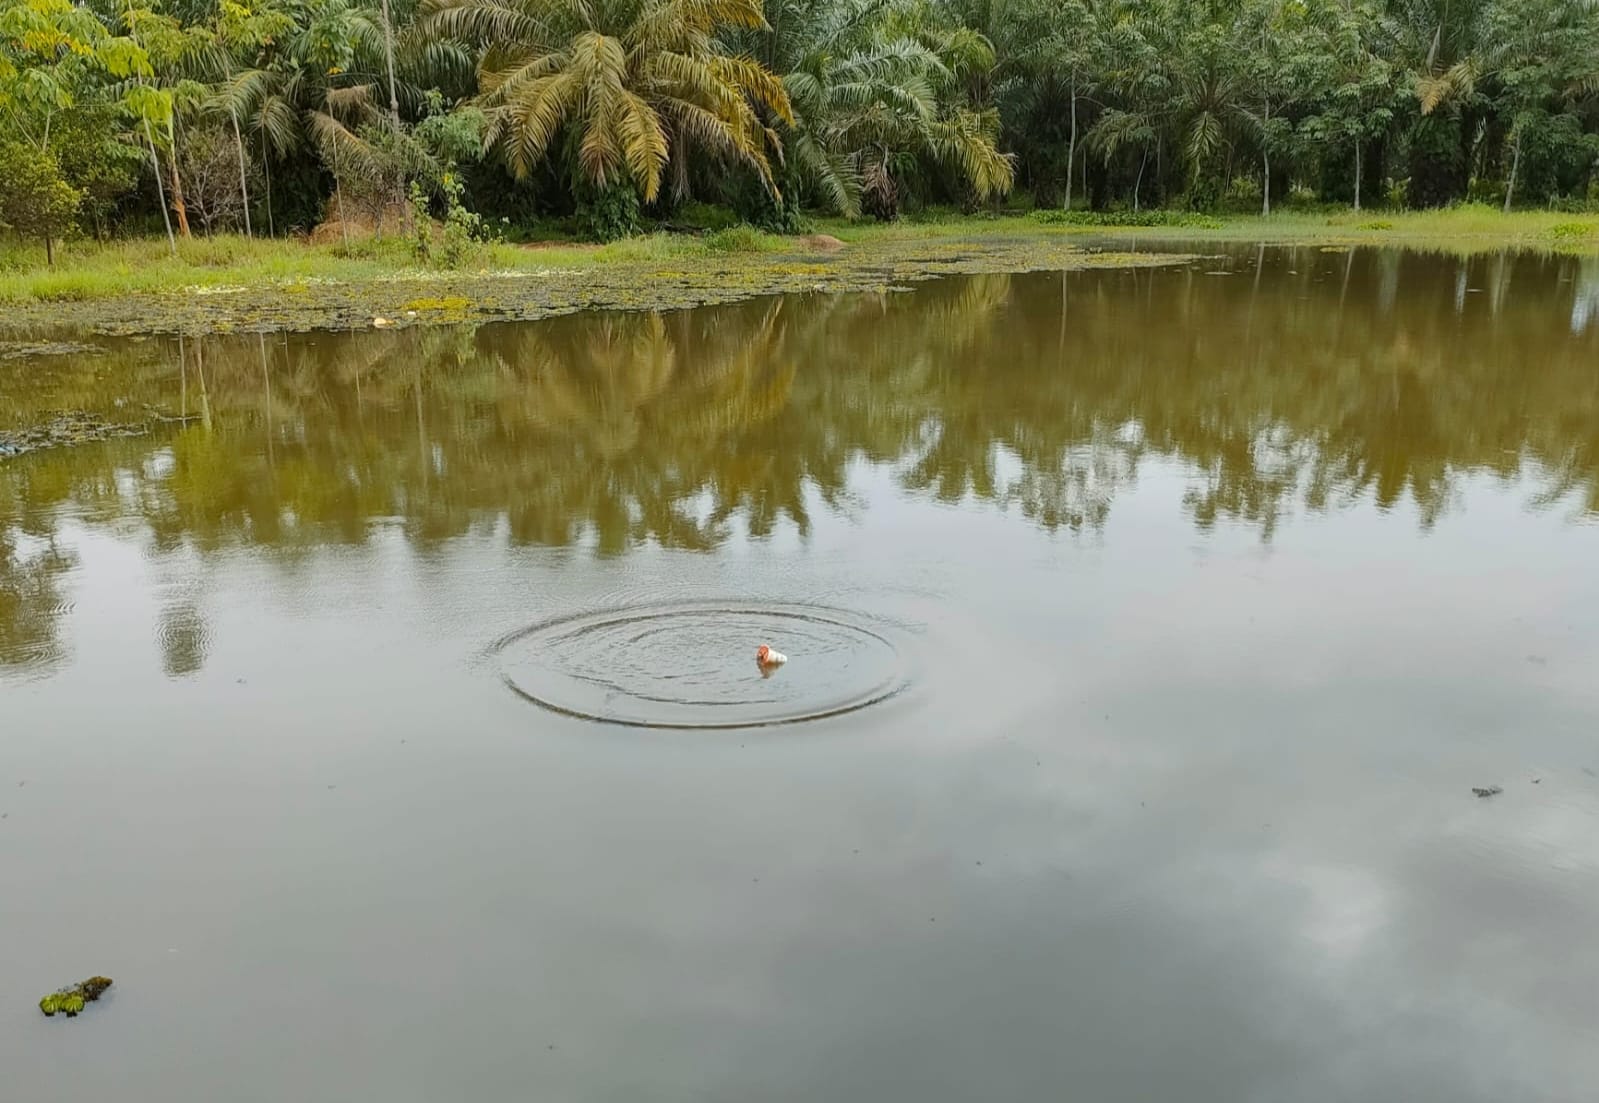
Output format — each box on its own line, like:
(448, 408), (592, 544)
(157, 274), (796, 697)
(0, 340), (105, 361)
(38, 976), (112, 1018)
(0, 412), (148, 458)
(0, 237), (1195, 338)
(403, 295), (472, 313)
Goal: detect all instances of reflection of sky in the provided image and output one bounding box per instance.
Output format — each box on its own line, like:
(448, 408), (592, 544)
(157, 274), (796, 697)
(5, 458), (1599, 1102)
(6, 249), (1599, 1100)
(1572, 258), (1599, 334)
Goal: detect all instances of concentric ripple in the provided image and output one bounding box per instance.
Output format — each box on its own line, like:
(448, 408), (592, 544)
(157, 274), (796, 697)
(490, 601), (909, 729)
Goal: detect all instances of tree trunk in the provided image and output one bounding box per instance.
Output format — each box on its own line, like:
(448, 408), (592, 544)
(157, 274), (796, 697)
(167, 120), (191, 239)
(195, 334), (212, 432)
(230, 107), (252, 237)
(44, 233), (53, 266)
(1261, 100), (1271, 217)
(144, 119), (178, 256)
(1065, 73), (1078, 211)
(1134, 146), (1148, 211)
(1353, 141), (1362, 212)
(380, 0), (401, 125)
(333, 143), (352, 249)
(1503, 129), (1521, 213)
(262, 128), (274, 238)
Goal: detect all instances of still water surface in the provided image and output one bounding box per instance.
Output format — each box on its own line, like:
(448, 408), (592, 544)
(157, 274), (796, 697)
(4, 245), (1599, 1102)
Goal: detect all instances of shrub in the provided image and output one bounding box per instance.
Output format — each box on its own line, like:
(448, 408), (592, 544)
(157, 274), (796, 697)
(576, 184), (642, 242)
(701, 225), (777, 254)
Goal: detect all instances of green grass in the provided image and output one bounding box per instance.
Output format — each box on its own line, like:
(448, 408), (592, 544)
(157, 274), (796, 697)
(4, 204), (1597, 305)
(1112, 204), (1599, 253)
(0, 231), (770, 303)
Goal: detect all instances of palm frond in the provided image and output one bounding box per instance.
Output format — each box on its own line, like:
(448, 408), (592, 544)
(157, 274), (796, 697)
(926, 109), (1013, 199)
(308, 109), (390, 179)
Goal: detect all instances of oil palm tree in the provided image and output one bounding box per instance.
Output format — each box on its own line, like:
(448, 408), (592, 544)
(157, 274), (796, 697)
(1384, 0), (1492, 205)
(420, 0), (793, 204)
(757, 0), (1011, 218)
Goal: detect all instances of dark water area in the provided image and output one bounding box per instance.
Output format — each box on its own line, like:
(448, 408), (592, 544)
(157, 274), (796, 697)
(3, 245), (1599, 1102)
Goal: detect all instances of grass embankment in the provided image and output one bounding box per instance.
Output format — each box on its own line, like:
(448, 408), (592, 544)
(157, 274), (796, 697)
(0, 228), (779, 304)
(0, 226), (1191, 336)
(1068, 205), (1599, 253)
(0, 204), (1593, 335)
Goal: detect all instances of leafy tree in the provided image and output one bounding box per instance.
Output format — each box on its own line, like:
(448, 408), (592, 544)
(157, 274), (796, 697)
(1483, 0), (1598, 209)
(0, 141), (81, 261)
(1300, 0), (1395, 210)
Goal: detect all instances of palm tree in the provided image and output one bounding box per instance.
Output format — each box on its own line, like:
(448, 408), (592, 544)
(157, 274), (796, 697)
(757, 0), (1011, 219)
(1385, 0), (1492, 206)
(420, 0), (793, 206)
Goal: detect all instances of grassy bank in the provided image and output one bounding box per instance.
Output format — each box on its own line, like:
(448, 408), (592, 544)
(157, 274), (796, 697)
(4, 205), (1597, 305)
(0, 204), (1593, 336)
(1065, 205), (1599, 253)
(0, 231), (1192, 337)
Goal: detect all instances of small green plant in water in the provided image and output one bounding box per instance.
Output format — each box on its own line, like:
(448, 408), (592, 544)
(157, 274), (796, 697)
(410, 174), (498, 268)
(39, 976), (112, 1018)
(441, 171), (493, 267)
(1548, 222), (1593, 244)
(409, 182), (433, 263)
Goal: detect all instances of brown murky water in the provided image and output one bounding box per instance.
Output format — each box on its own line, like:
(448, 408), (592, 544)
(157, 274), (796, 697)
(4, 245), (1599, 1102)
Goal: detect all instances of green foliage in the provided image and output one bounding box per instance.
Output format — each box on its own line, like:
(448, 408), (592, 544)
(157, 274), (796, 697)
(701, 224), (779, 253)
(38, 976), (112, 1018)
(411, 169), (498, 265)
(1548, 221), (1596, 244)
(422, 0), (792, 203)
(575, 182), (641, 242)
(0, 0), (1596, 245)
(409, 180), (432, 260)
(0, 143), (81, 261)
(440, 169), (493, 264)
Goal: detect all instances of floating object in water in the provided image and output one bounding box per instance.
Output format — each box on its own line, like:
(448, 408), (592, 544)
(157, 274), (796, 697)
(755, 644), (787, 668)
(1472, 786), (1503, 798)
(371, 316), (395, 328)
(39, 976), (112, 1018)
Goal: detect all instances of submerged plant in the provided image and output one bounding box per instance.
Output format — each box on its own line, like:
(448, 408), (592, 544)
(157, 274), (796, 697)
(38, 976), (113, 1018)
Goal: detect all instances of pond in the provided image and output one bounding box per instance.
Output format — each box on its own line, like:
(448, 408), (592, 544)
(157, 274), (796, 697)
(4, 245), (1599, 1102)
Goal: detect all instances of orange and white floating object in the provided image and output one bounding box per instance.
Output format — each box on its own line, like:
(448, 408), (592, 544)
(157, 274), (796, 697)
(756, 645), (787, 667)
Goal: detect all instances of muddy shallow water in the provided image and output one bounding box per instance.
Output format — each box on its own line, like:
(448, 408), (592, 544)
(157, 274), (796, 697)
(4, 246), (1599, 1103)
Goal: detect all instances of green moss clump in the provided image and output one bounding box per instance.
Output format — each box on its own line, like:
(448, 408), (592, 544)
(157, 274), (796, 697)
(403, 295), (471, 312)
(38, 976), (112, 1019)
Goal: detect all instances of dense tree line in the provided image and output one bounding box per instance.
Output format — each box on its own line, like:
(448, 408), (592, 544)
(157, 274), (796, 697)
(1, 0), (1597, 253)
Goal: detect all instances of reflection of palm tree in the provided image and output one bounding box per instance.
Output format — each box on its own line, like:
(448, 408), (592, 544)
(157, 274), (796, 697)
(158, 601), (210, 678)
(2, 247), (1597, 601)
(0, 531), (75, 675)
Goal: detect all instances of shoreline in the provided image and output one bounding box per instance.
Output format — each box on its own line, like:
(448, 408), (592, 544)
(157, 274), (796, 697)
(0, 207), (1595, 338)
(0, 235), (1194, 338)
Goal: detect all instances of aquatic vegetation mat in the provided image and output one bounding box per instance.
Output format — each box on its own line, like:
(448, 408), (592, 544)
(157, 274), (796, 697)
(0, 238), (1191, 338)
(0, 411), (149, 457)
(38, 977), (113, 1018)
